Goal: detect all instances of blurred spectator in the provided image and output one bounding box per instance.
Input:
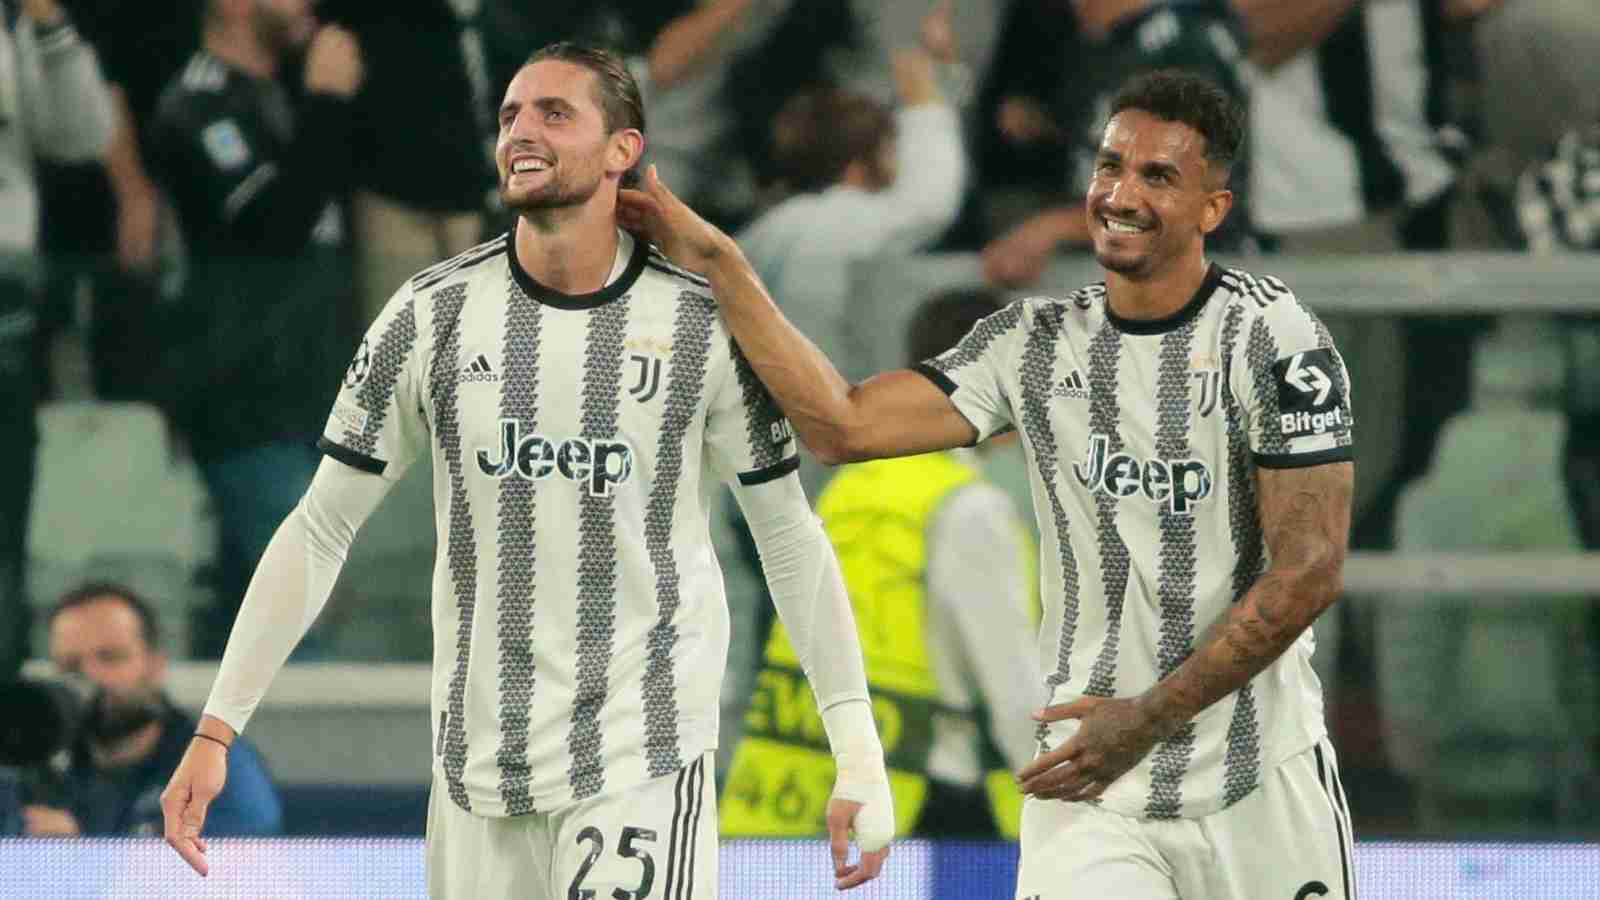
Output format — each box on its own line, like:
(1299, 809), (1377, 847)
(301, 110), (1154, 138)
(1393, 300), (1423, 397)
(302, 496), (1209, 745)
(320, 0), (493, 327)
(19, 582), (280, 835)
(737, 4), (966, 496)
(147, 0), (362, 657)
(1378, 320), (1599, 835)
(721, 290), (1040, 841)
(1239, 0), (1457, 253)
(982, 0), (1256, 287)
(34, 0), (201, 403)
(0, 0), (115, 678)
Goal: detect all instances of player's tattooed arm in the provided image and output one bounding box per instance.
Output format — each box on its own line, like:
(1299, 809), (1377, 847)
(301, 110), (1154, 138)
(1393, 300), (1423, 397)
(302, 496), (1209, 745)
(1016, 461), (1352, 802)
(1144, 461), (1353, 735)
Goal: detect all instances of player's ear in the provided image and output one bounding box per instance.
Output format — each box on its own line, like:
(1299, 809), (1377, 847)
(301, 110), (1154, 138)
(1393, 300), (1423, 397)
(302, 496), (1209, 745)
(609, 129), (646, 178)
(1200, 187), (1233, 236)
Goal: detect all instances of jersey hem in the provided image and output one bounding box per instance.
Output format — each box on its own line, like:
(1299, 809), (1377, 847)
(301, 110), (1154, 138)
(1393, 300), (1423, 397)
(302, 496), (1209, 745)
(433, 741), (719, 818)
(317, 436), (386, 475)
(1252, 446), (1353, 469)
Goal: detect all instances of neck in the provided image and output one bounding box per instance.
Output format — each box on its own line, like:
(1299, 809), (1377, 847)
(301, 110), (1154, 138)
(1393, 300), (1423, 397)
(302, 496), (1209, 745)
(90, 719), (164, 769)
(205, 25), (277, 80)
(1105, 250), (1211, 321)
(514, 195), (622, 295)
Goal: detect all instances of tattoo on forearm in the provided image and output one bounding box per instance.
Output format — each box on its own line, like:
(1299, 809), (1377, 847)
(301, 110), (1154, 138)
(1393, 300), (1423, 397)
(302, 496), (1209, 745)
(1153, 464), (1353, 727)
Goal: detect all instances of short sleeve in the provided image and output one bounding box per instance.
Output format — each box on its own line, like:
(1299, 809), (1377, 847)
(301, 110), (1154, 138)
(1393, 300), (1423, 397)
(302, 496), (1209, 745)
(704, 339), (801, 486)
(1235, 286), (1355, 469)
(317, 285), (427, 479)
(911, 300), (1030, 442)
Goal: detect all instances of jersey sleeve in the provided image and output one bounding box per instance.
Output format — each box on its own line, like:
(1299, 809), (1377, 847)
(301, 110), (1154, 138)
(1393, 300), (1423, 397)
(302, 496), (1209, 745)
(317, 284), (428, 479)
(704, 338), (802, 487)
(1234, 283), (1355, 469)
(911, 299), (1031, 441)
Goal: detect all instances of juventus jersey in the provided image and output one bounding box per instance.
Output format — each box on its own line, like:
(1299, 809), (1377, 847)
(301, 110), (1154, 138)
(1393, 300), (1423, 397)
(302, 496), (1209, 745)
(917, 264), (1353, 820)
(320, 230), (798, 816)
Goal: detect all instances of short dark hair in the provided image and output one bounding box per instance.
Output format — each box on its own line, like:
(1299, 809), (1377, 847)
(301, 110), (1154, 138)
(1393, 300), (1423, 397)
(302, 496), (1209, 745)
(1109, 69), (1244, 180)
(770, 85), (894, 193)
(906, 288), (1007, 365)
(49, 582), (162, 651)
(525, 41), (646, 136)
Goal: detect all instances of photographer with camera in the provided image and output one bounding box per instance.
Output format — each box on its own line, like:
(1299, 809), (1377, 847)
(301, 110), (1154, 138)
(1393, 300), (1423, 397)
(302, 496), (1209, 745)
(5, 583), (280, 836)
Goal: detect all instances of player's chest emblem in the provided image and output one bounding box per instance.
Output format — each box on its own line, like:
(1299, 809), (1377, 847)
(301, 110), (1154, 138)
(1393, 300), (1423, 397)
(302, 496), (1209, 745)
(627, 353), (663, 402)
(1192, 369), (1221, 418)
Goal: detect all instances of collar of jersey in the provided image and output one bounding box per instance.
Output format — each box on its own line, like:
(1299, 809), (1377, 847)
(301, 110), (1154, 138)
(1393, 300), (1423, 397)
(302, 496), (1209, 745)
(506, 231), (647, 310)
(1104, 262), (1224, 336)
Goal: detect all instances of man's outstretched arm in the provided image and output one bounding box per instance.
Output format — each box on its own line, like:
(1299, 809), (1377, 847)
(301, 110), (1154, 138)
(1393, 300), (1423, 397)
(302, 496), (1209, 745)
(619, 166), (976, 464)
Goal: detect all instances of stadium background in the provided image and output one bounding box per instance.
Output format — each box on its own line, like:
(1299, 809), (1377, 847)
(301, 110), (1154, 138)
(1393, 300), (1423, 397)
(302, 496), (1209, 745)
(5, 0), (1600, 897)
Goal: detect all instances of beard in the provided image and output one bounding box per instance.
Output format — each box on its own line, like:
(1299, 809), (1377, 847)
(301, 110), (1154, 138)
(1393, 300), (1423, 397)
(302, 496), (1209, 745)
(500, 165), (606, 215)
(88, 686), (164, 743)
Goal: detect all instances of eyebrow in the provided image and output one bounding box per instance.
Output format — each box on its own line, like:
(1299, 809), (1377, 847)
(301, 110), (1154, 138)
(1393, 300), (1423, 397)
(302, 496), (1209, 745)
(500, 97), (578, 118)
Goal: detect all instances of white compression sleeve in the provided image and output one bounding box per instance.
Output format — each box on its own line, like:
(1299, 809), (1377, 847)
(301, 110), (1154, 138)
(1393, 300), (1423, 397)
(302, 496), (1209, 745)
(733, 473), (892, 851)
(201, 457), (393, 734)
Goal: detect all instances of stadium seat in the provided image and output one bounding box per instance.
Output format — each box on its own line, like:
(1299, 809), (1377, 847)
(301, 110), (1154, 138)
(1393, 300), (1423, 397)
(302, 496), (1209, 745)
(25, 401), (216, 656)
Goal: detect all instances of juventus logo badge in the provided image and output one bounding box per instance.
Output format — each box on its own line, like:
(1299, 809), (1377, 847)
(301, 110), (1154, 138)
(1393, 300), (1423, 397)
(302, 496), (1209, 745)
(1193, 370), (1220, 418)
(628, 353), (663, 402)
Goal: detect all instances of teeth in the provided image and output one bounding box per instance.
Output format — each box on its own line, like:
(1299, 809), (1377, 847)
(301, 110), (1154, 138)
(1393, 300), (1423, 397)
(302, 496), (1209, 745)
(1105, 218), (1145, 235)
(512, 159), (550, 173)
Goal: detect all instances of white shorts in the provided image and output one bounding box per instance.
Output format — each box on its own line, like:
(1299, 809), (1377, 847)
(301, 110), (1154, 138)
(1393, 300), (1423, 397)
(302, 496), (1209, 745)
(1014, 737), (1356, 900)
(426, 752), (718, 900)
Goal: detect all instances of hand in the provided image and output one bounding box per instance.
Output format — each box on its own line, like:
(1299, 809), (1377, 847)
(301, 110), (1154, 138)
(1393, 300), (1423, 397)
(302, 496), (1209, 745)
(304, 25), (364, 98)
(19, 0), (65, 27)
(982, 210), (1072, 287)
(1016, 695), (1175, 802)
(21, 805), (80, 836)
(919, 1), (958, 63)
(116, 188), (161, 274)
(617, 164), (736, 276)
(825, 796), (892, 891)
(160, 737), (231, 876)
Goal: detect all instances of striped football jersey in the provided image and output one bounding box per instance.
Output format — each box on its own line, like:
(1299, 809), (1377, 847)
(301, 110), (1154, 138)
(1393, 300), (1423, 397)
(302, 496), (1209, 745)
(916, 264), (1353, 820)
(321, 230), (797, 816)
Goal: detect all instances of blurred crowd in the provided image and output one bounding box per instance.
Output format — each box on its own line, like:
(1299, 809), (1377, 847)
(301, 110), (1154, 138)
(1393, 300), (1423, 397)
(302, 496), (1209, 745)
(4, 0), (1600, 841)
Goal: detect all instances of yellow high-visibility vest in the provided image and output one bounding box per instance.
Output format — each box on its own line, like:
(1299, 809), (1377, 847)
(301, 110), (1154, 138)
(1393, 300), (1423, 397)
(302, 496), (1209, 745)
(721, 451), (1032, 839)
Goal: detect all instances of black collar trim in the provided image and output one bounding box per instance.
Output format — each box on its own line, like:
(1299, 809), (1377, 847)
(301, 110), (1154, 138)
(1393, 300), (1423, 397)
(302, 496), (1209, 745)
(1105, 263), (1223, 335)
(507, 232), (646, 310)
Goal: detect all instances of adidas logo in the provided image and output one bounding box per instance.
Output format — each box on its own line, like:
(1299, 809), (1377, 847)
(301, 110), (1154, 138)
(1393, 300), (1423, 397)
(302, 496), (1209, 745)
(462, 353), (499, 383)
(1055, 369), (1089, 400)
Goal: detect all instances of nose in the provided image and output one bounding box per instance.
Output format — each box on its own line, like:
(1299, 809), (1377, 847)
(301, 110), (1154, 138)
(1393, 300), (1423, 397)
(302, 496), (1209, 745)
(1104, 171), (1140, 213)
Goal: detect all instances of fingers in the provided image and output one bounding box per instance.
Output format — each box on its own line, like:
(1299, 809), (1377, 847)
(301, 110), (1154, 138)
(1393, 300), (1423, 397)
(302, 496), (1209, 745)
(162, 782), (211, 876)
(836, 845), (890, 891)
(825, 801), (856, 876)
(1015, 740), (1079, 783)
(1032, 697), (1101, 724)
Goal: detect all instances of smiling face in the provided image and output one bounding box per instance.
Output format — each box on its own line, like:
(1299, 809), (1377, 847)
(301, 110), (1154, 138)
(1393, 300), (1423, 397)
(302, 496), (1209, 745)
(495, 59), (642, 216)
(1085, 108), (1232, 280)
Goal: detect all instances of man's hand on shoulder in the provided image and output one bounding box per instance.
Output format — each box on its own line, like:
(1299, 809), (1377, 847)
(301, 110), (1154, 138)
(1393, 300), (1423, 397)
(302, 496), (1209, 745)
(617, 165), (739, 278)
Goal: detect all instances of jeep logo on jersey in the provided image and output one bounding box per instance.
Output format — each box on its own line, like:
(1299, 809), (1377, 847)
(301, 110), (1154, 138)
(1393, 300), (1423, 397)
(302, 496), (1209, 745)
(1273, 349), (1347, 439)
(1073, 433), (1212, 515)
(476, 420), (634, 496)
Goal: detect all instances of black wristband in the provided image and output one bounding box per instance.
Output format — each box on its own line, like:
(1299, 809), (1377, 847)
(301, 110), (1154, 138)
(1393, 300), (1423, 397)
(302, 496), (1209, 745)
(192, 732), (231, 752)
